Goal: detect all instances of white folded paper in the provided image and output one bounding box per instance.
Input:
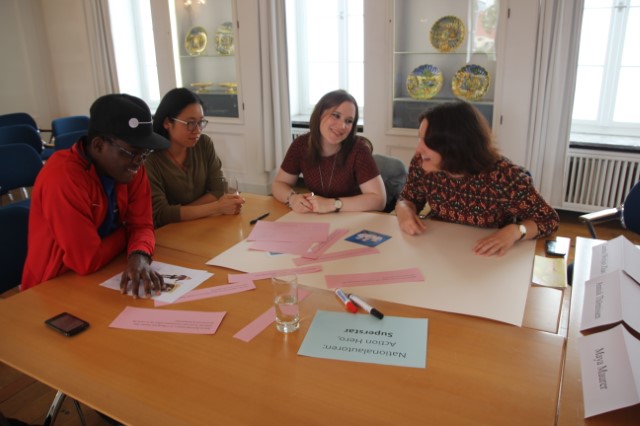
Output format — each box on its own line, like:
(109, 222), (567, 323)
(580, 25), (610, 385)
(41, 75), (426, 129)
(578, 324), (640, 417)
(590, 235), (640, 283)
(581, 270), (640, 333)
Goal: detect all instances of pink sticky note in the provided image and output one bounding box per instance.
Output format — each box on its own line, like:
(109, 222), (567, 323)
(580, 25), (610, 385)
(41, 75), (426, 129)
(109, 306), (226, 334)
(324, 267), (425, 289)
(233, 289), (311, 342)
(293, 247), (379, 266)
(249, 240), (314, 256)
(247, 221), (330, 242)
(303, 228), (349, 259)
(154, 281), (256, 307)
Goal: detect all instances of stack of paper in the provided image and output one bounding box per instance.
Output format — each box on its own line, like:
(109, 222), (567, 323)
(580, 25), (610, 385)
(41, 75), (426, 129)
(578, 236), (640, 417)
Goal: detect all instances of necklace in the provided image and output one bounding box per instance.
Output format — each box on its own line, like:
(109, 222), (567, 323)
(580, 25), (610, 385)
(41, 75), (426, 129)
(319, 154), (338, 194)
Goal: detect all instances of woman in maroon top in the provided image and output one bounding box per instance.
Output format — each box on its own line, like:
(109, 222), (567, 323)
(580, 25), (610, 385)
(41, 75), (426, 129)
(272, 90), (386, 213)
(396, 101), (559, 257)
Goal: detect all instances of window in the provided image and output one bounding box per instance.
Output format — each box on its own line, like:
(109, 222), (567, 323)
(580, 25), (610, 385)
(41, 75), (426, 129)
(285, 0), (364, 122)
(107, 0), (161, 110)
(571, 0), (640, 149)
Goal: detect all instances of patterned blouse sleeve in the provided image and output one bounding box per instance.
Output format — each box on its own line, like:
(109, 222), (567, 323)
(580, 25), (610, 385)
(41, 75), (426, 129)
(508, 166), (559, 238)
(399, 155), (428, 213)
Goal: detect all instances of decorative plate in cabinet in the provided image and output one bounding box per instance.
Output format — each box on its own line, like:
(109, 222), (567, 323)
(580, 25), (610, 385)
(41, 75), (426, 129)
(451, 64), (490, 101)
(406, 64), (443, 100)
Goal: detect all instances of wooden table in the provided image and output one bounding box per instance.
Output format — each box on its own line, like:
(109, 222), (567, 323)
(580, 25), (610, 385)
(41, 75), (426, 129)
(555, 237), (640, 424)
(0, 195), (566, 425)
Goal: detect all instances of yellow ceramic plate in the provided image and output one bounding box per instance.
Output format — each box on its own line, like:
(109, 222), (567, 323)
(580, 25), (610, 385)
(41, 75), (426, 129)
(185, 26), (208, 56)
(190, 82), (213, 93)
(451, 64), (490, 101)
(218, 82), (238, 93)
(406, 64), (443, 100)
(430, 16), (465, 53)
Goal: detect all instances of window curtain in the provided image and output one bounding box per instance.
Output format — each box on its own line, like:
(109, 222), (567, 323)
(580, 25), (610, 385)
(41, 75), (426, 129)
(527, 0), (584, 206)
(82, 0), (118, 95)
(258, 0), (292, 173)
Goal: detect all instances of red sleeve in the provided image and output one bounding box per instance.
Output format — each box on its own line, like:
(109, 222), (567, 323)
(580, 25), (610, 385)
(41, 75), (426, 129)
(121, 166), (156, 256)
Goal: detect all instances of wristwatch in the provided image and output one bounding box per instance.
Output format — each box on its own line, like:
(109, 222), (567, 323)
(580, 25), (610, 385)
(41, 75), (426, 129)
(333, 198), (343, 213)
(517, 224), (527, 241)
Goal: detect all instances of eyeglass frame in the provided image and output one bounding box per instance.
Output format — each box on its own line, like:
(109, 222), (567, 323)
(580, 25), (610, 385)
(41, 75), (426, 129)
(172, 117), (209, 132)
(103, 137), (154, 162)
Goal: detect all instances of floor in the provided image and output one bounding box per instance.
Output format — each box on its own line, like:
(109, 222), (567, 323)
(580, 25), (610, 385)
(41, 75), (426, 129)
(1, 209), (638, 426)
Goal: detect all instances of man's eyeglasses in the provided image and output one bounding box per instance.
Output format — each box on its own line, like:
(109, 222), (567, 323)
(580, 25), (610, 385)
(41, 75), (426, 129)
(104, 138), (153, 162)
(172, 117), (209, 132)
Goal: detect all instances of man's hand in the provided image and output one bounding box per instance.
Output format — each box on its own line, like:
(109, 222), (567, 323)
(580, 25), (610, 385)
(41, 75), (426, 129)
(119, 253), (164, 299)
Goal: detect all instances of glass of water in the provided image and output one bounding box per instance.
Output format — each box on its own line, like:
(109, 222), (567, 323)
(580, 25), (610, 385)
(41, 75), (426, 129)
(272, 274), (300, 333)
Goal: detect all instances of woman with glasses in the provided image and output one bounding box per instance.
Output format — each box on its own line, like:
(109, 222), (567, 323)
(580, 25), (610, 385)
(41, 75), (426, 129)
(146, 88), (244, 228)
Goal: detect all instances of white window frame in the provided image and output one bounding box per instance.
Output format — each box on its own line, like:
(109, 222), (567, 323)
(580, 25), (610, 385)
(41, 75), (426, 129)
(571, 0), (640, 142)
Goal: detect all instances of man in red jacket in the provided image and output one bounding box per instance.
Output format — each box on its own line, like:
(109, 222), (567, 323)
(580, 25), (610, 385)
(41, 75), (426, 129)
(22, 94), (170, 298)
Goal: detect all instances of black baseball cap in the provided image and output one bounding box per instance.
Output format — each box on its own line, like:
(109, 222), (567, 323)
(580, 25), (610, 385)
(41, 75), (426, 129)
(89, 94), (169, 150)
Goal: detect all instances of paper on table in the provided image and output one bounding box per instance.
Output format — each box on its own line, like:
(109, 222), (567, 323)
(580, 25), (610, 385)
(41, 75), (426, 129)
(249, 240), (314, 255)
(100, 261), (213, 303)
(324, 268), (425, 289)
(298, 310), (429, 368)
(532, 255), (568, 288)
(578, 323), (640, 417)
(154, 280), (256, 307)
(109, 306), (226, 334)
(247, 221), (330, 242)
(580, 270), (640, 333)
(293, 247), (379, 266)
(227, 265), (322, 283)
(233, 288), (312, 342)
(304, 228), (349, 259)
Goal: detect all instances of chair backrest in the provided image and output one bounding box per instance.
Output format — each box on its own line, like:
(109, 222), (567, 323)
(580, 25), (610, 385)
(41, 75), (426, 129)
(51, 115), (89, 139)
(54, 130), (87, 151)
(0, 144), (43, 196)
(374, 153), (408, 213)
(0, 112), (38, 130)
(622, 181), (640, 234)
(0, 204), (30, 292)
(0, 124), (44, 153)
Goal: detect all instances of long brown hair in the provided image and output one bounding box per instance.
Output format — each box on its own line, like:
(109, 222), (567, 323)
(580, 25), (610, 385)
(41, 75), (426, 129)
(419, 101), (500, 175)
(306, 90), (359, 166)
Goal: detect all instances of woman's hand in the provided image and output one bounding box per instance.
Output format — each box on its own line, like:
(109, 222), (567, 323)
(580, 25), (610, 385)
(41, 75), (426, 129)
(396, 200), (427, 235)
(473, 223), (528, 257)
(288, 193), (313, 213)
(216, 194), (245, 215)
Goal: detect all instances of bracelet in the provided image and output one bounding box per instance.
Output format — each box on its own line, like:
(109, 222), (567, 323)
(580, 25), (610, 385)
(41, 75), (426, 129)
(285, 189), (296, 208)
(129, 250), (152, 263)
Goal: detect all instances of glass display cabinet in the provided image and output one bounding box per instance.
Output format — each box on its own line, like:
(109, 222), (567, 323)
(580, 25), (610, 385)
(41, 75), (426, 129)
(171, 0), (240, 118)
(392, 0), (499, 129)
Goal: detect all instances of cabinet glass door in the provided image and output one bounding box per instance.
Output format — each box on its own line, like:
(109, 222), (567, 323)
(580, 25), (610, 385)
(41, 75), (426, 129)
(393, 0), (499, 129)
(171, 0), (240, 118)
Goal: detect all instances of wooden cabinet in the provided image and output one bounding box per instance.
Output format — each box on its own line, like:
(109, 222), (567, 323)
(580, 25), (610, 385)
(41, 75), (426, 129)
(365, 0), (539, 167)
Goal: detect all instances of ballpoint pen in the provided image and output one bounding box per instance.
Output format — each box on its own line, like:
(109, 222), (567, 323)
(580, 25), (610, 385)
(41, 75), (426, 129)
(334, 288), (357, 313)
(249, 212), (270, 225)
(348, 293), (384, 319)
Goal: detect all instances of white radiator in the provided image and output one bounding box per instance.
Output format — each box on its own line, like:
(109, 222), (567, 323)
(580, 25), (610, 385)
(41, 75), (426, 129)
(291, 127), (308, 141)
(563, 148), (640, 212)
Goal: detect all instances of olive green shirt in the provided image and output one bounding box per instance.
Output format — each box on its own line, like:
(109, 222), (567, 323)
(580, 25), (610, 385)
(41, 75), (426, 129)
(145, 134), (224, 228)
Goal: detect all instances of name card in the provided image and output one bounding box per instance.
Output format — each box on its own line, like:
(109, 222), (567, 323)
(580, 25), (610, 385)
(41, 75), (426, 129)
(581, 270), (640, 333)
(590, 235), (640, 283)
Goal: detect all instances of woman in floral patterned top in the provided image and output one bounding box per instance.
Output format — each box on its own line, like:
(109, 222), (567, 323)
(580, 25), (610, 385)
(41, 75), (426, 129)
(396, 101), (559, 257)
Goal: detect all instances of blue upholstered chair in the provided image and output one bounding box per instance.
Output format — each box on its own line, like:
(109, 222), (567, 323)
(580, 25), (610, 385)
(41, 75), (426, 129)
(0, 144), (43, 207)
(51, 115), (89, 141)
(0, 112), (39, 130)
(53, 130), (86, 151)
(579, 181), (640, 238)
(0, 124), (44, 153)
(0, 204), (30, 293)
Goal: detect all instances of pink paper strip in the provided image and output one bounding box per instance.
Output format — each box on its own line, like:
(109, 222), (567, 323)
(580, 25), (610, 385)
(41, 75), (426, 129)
(293, 247), (380, 266)
(233, 289), (311, 342)
(109, 306), (226, 334)
(247, 221), (330, 242)
(154, 281), (256, 307)
(324, 267), (425, 289)
(249, 240), (314, 255)
(303, 228), (349, 259)
(227, 265), (322, 283)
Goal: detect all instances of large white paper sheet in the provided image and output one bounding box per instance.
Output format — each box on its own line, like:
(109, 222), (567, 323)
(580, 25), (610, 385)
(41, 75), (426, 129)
(578, 324), (640, 417)
(581, 270), (640, 333)
(207, 212), (535, 326)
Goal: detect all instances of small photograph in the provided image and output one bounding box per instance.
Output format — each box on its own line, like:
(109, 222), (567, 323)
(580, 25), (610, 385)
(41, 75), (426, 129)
(346, 230), (391, 247)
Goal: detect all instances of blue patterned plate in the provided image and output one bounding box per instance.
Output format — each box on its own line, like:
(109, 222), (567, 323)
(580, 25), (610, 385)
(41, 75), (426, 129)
(406, 64), (444, 100)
